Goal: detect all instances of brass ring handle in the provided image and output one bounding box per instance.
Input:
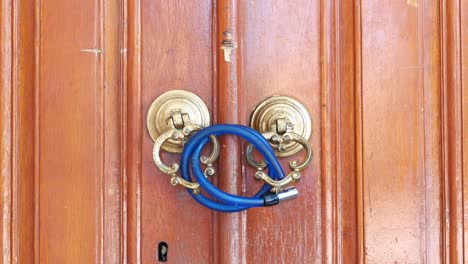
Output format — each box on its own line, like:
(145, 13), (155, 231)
(199, 133), (220, 177)
(246, 131), (312, 193)
(253, 170), (301, 193)
(246, 132), (312, 171)
(245, 144), (267, 170)
(152, 124), (219, 193)
(147, 90), (220, 194)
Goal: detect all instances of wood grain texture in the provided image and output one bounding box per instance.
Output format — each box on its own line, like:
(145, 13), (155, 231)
(442, 0), (465, 263)
(1, 0), (36, 263)
(215, 1), (247, 264)
(360, 1), (456, 263)
(126, 0), (141, 262)
(139, 1), (214, 263)
(33, 0), (40, 261)
(120, 0), (129, 263)
(102, 0), (124, 262)
(0, 0), (13, 262)
(241, 1), (321, 263)
(321, 0), (339, 262)
(353, 1), (365, 262)
(360, 1), (442, 262)
(338, 0), (360, 262)
(420, 1), (443, 263)
(37, 0), (123, 262)
(15, 0), (35, 262)
(2, 1), (468, 263)
(463, 0), (468, 260)
(38, 0), (101, 261)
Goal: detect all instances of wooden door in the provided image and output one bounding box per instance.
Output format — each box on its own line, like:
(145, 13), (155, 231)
(1, 0), (467, 263)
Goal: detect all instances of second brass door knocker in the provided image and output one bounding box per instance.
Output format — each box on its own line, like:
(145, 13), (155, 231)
(147, 90), (312, 212)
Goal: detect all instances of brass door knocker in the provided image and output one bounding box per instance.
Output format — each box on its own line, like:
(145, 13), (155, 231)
(146, 91), (313, 211)
(246, 96), (313, 193)
(147, 90), (219, 194)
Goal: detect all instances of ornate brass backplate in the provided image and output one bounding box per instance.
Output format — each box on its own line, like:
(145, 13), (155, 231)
(249, 95), (312, 157)
(146, 90), (211, 153)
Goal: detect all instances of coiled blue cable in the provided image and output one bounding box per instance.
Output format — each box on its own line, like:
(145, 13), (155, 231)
(179, 124), (286, 212)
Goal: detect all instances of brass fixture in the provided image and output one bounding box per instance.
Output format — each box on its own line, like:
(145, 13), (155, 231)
(249, 96), (312, 157)
(147, 90), (219, 193)
(147, 90), (211, 153)
(247, 96), (313, 193)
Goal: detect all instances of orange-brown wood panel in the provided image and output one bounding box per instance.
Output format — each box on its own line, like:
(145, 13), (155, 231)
(361, 5), (419, 257)
(241, 1), (321, 263)
(38, 0), (107, 262)
(360, 1), (442, 263)
(3, 0), (468, 263)
(214, 1), (247, 263)
(361, 1), (440, 263)
(139, 1), (214, 263)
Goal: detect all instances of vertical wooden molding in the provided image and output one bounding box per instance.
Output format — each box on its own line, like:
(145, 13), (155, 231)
(210, 1), (218, 263)
(34, 0), (41, 262)
(215, 1), (247, 263)
(120, 0), (128, 263)
(10, 0), (18, 261)
(442, 0), (465, 263)
(321, 0), (366, 262)
(97, 0), (105, 262)
(0, 0), (35, 261)
(338, 0), (361, 262)
(353, 0), (365, 262)
(420, 1), (443, 263)
(0, 0), (13, 263)
(320, 0), (340, 262)
(15, 0), (35, 262)
(127, 0), (142, 262)
(101, 0), (124, 263)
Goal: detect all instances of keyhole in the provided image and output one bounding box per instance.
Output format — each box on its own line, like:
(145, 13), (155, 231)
(158, 241), (168, 262)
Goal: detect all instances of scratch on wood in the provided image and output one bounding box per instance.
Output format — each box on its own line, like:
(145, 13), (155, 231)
(80, 48), (103, 54)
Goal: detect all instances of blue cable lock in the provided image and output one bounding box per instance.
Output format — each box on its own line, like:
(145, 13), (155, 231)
(180, 124), (298, 212)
